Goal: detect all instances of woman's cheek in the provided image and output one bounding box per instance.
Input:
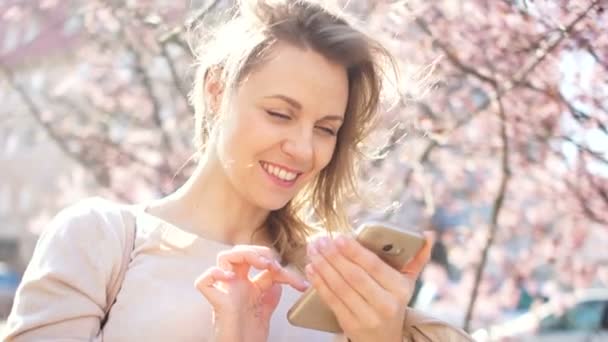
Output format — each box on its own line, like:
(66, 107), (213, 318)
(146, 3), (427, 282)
(318, 142), (338, 170)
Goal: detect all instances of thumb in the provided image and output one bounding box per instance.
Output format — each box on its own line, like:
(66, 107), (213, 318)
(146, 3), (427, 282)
(251, 262), (309, 292)
(195, 267), (234, 307)
(261, 283), (282, 312)
(252, 270), (283, 313)
(250, 269), (277, 293)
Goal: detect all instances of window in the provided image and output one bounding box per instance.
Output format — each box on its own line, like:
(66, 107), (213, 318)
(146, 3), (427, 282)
(563, 301), (607, 331)
(539, 312), (564, 332)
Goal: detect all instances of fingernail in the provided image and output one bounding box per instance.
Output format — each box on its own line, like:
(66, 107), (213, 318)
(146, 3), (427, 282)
(308, 243), (319, 257)
(318, 237), (329, 251)
(260, 256), (271, 265)
(225, 270), (235, 278)
(301, 280), (311, 289)
(273, 260), (282, 269)
(305, 264), (315, 277)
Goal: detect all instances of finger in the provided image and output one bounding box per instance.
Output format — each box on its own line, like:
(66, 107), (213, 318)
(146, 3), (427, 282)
(231, 244), (278, 259)
(195, 267), (235, 289)
(266, 263), (310, 291)
(308, 241), (377, 320)
(400, 231), (434, 279)
(217, 249), (274, 277)
(194, 267), (235, 306)
(251, 265), (309, 292)
(251, 269), (274, 292)
(314, 237), (395, 313)
(333, 235), (403, 293)
(305, 263), (359, 332)
(217, 245), (277, 268)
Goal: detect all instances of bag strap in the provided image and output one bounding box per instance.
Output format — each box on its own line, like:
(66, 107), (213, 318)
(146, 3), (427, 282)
(101, 205), (138, 328)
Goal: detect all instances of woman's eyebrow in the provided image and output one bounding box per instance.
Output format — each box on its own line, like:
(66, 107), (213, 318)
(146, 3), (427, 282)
(264, 94), (344, 121)
(264, 94), (302, 110)
(320, 115), (344, 122)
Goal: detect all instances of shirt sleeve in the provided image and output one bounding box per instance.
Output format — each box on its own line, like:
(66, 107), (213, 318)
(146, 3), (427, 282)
(3, 198), (126, 341)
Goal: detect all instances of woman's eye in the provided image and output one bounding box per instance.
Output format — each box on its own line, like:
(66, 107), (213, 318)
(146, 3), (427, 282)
(316, 126), (337, 136)
(266, 111), (291, 120)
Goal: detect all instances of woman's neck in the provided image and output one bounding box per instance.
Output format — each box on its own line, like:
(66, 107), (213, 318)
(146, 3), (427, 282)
(147, 151), (272, 246)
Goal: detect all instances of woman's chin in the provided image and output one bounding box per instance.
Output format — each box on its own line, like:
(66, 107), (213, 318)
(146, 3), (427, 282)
(256, 197), (291, 212)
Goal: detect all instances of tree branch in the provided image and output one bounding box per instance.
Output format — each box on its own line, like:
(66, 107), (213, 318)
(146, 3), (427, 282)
(523, 82), (608, 135)
(583, 165), (608, 205)
(391, 0), (602, 214)
(409, 8), (496, 86)
(102, 1), (175, 157)
(463, 83), (512, 332)
(566, 178), (608, 225)
(560, 135), (608, 165)
(128, 43), (174, 153)
(48, 93), (162, 172)
(160, 42), (191, 111)
(582, 38), (608, 73)
(158, 0), (223, 53)
(0, 63), (121, 195)
(512, 0), (600, 85)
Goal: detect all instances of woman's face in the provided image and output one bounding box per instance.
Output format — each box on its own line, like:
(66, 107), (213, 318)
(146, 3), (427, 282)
(213, 43), (349, 210)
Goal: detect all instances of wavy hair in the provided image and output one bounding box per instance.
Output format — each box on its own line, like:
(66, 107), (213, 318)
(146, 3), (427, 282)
(189, 0), (396, 268)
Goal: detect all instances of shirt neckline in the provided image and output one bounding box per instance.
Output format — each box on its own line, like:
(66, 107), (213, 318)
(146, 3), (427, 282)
(135, 203), (236, 250)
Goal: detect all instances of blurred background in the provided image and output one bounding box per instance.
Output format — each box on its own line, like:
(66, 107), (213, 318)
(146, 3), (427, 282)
(1, 0), (607, 340)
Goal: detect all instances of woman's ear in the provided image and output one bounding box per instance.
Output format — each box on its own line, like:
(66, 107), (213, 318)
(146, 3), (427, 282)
(204, 68), (224, 114)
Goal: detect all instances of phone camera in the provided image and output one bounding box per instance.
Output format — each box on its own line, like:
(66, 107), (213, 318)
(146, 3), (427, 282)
(382, 244), (393, 252)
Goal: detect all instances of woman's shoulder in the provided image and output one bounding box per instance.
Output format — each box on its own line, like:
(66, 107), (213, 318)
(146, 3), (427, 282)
(50, 196), (123, 217)
(4, 198), (137, 340)
(54, 196), (131, 217)
(41, 196), (134, 246)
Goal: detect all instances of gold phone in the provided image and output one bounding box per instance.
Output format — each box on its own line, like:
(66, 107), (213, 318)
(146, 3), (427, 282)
(286, 222), (425, 333)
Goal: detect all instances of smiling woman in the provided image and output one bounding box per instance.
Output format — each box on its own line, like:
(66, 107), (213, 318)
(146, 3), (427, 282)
(189, 4), (390, 267)
(209, 43), (349, 213)
(3, 1), (471, 341)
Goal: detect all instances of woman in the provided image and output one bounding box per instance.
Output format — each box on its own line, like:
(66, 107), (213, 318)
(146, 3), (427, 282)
(4, 1), (472, 341)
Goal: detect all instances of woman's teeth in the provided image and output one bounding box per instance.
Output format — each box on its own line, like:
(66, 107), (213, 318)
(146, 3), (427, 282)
(261, 162), (298, 181)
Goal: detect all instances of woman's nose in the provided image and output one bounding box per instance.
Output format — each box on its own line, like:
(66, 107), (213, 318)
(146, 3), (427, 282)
(282, 129), (314, 166)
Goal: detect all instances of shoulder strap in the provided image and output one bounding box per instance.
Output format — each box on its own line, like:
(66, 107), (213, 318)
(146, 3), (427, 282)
(101, 205), (137, 328)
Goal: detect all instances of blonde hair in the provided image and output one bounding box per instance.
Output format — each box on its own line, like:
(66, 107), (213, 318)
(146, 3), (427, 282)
(189, 0), (396, 268)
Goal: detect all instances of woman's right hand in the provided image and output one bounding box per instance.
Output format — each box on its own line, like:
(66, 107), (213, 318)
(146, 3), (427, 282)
(195, 245), (308, 342)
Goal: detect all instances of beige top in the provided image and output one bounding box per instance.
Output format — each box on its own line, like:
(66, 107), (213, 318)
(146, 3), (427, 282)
(3, 197), (473, 342)
(3, 198), (337, 341)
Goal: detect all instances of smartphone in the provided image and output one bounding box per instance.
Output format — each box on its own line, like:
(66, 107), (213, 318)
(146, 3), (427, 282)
(286, 222), (426, 333)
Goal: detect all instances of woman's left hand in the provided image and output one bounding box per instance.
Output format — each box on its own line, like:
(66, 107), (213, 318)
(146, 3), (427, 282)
(305, 233), (433, 342)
